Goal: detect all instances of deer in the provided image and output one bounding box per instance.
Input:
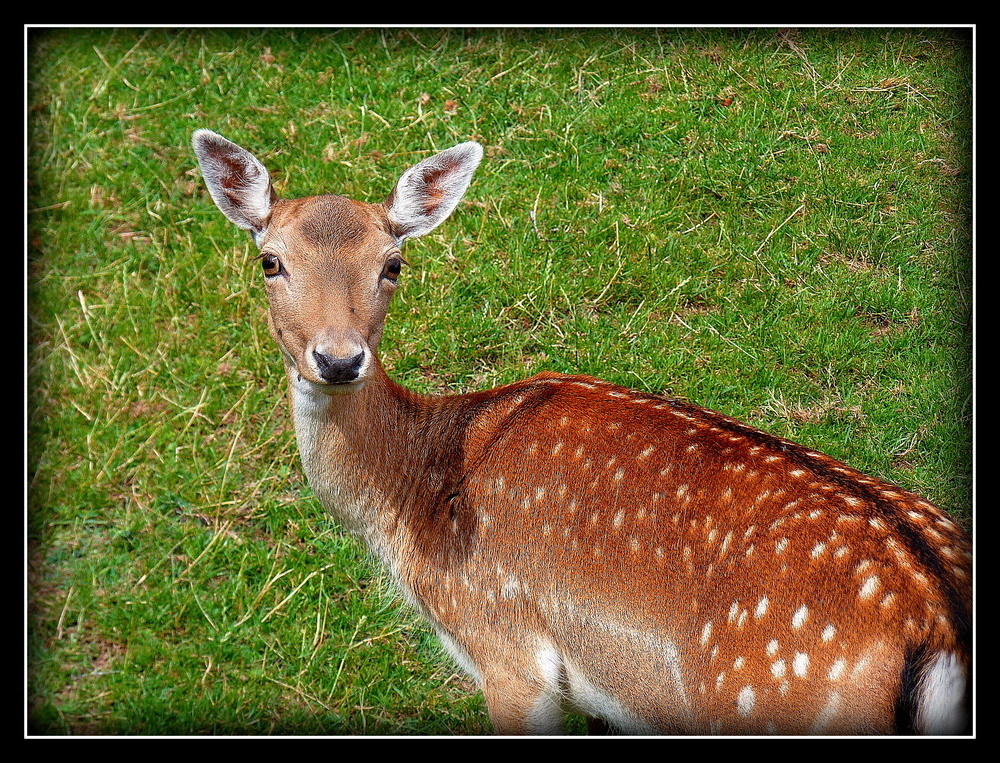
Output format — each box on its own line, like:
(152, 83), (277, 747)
(192, 129), (972, 736)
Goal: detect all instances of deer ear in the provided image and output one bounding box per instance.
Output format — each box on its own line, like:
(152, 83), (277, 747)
(193, 129), (277, 242)
(385, 142), (483, 242)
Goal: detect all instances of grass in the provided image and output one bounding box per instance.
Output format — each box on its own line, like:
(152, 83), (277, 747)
(26, 26), (972, 736)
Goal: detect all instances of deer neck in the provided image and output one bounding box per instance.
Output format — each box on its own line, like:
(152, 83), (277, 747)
(287, 354), (460, 559)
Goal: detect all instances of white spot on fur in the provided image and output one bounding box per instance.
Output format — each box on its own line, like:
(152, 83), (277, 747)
(501, 575), (521, 598)
(859, 575), (880, 600)
(792, 605), (809, 629)
(700, 621), (713, 645)
(737, 686), (756, 717)
(829, 659), (846, 681)
(754, 597), (769, 619)
(728, 601), (739, 622)
(719, 531), (733, 557)
(793, 652), (810, 678)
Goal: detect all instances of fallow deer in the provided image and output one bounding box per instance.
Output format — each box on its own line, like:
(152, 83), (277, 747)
(193, 130), (972, 735)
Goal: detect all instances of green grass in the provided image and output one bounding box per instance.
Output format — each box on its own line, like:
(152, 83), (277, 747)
(27, 27), (972, 735)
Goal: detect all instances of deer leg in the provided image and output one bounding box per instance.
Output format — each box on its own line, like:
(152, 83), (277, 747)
(479, 662), (564, 735)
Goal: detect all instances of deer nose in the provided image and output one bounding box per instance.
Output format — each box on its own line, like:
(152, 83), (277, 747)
(312, 349), (366, 384)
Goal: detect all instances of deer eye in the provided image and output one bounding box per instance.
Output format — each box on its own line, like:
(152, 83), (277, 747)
(261, 253), (283, 278)
(381, 256), (404, 283)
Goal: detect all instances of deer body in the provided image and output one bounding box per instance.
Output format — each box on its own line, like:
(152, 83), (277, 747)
(194, 130), (972, 735)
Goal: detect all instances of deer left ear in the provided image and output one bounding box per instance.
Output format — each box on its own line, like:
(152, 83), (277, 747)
(193, 129), (277, 243)
(385, 142), (483, 242)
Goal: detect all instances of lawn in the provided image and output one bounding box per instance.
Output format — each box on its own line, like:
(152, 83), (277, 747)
(26, 26), (973, 735)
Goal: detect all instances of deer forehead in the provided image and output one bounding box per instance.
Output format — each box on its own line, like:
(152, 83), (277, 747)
(264, 194), (395, 262)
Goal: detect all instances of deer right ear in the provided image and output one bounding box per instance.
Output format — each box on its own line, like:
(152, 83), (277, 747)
(192, 129), (277, 243)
